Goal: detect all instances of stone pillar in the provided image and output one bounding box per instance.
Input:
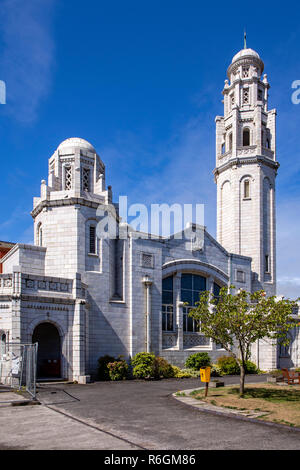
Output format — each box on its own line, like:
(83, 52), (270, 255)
(72, 273), (90, 383)
(142, 275), (153, 353)
(11, 267), (21, 343)
(173, 273), (183, 351)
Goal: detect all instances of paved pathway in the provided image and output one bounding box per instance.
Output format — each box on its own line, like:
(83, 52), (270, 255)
(0, 376), (300, 449)
(34, 376), (300, 449)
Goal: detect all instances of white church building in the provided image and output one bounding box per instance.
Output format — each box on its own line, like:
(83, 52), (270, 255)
(0, 45), (297, 382)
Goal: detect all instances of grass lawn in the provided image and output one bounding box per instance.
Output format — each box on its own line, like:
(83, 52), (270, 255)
(190, 383), (300, 427)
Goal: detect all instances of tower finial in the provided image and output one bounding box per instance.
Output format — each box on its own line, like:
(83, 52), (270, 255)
(244, 30), (247, 49)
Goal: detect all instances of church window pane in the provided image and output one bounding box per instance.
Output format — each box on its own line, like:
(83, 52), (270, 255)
(258, 89), (263, 101)
(265, 255), (270, 273)
(213, 282), (221, 298)
(242, 66), (250, 78)
(243, 88), (249, 105)
(82, 168), (90, 192)
(89, 226), (96, 254)
(183, 306), (200, 332)
(181, 274), (206, 306)
(244, 180), (250, 198)
(64, 166), (72, 190)
(162, 304), (174, 331)
(0, 334), (6, 359)
(243, 128), (250, 146)
(162, 276), (173, 305)
(228, 133), (232, 151)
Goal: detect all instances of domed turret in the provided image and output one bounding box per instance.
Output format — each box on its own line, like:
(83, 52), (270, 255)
(227, 46), (264, 81)
(57, 137), (96, 153)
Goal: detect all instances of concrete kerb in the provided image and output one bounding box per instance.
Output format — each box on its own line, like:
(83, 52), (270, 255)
(171, 385), (300, 433)
(0, 391), (40, 407)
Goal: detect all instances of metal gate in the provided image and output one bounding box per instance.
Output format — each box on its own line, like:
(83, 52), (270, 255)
(0, 343), (38, 399)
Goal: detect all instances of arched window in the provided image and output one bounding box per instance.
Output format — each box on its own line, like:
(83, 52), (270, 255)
(221, 143), (225, 155)
(266, 138), (270, 149)
(243, 128), (250, 147)
(265, 255), (270, 273)
(37, 223), (43, 247)
(228, 133), (232, 151)
(89, 225), (96, 254)
(244, 180), (250, 199)
(1, 333), (6, 358)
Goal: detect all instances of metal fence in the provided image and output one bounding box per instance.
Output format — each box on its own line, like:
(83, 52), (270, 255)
(0, 342), (38, 399)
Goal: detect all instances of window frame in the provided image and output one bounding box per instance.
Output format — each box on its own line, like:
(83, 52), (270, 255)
(243, 128), (250, 147)
(243, 179), (251, 199)
(162, 304), (174, 332)
(89, 225), (97, 255)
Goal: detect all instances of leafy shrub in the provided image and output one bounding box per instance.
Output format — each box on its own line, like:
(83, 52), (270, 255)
(217, 356), (259, 375)
(185, 352), (212, 371)
(244, 360), (259, 374)
(210, 364), (223, 377)
(97, 355), (116, 380)
(131, 352), (156, 379)
(182, 368), (200, 377)
(131, 352), (175, 379)
(107, 360), (129, 381)
(217, 356), (240, 375)
(154, 357), (175, 379)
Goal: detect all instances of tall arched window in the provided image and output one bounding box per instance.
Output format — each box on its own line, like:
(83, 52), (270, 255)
(1, 333), (6, 358)
(89, 225), (96, 254)
(228, 133), (232, 151)
(243, 128), (250, 147)
(37, 223), (43, 247)
(244, 180), (250, 199)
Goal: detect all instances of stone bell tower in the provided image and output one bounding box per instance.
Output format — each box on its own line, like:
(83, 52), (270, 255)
(214, 44), (279, 296)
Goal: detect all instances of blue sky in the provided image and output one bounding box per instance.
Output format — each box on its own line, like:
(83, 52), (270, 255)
(1, 0), (300, 298)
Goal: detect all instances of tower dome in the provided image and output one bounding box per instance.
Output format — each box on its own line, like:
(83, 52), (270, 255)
(227, 46), (264, 79)
(57, 137), (96, 153)
(231, 48), (261, 63)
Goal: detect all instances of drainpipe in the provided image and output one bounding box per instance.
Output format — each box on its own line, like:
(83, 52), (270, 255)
(142, 275), (153, 353)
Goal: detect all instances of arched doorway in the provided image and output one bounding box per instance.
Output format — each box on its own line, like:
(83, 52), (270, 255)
(32, 323), (61, 379)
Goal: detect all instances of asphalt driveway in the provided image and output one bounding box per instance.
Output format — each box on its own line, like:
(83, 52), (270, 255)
(32, 375), (300, 450)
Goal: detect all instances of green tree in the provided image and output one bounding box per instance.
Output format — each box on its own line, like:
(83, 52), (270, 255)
(189, 287), (298, 396)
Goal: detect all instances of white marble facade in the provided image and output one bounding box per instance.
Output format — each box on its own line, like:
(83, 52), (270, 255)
(0, 47), (294, 381)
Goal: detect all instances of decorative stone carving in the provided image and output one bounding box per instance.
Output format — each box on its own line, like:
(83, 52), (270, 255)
(38, 281), (47, 290)
(162, 333), (177, 349)
(183, 334), (210, 348)
(26, 279), (35, 289)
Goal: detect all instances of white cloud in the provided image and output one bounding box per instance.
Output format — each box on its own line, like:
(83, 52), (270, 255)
(0, 0), (56, 123)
